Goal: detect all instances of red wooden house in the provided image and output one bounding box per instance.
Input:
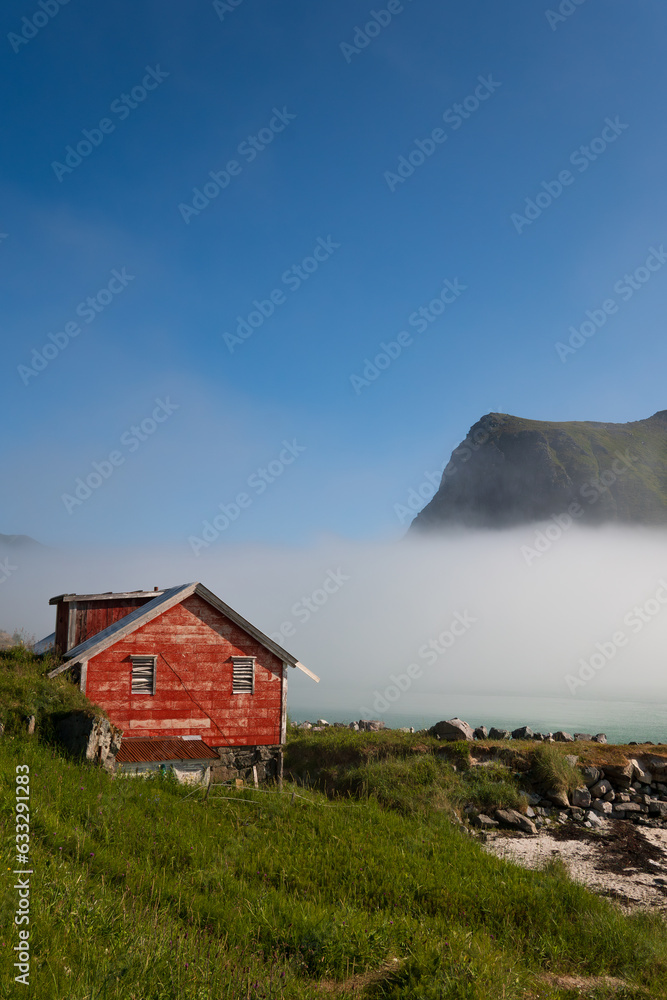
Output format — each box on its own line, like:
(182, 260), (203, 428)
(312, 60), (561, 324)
(47, 582), (318, 782)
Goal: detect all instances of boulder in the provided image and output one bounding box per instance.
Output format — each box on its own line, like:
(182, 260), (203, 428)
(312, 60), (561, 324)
(649, 801), (667, 817)
(430, 718), (474, 742)
(591, 733), (607, 744)
(630, 759), (653, 784)
(590, 779), (613, 798)
(472, 813), (499, 828)
(473, 725), (488, 740)
(602, 761), (634, 787)
(572, 786), (592, 808)
(581, 765), (601, 787)
(298, 722), (312, 729)
(494, 808), (537, 835)
(316, 719), (330, 727)
(489, 727), (511, 740)
(593, 800), (613, 815)
(553, 731), (574, 742)
(586, 809), (605, 828)
(547, 788), (570, 809)
(359, 720), (385, 732)
(573, 733), (592, 741)
(564, 754), (579, 767)
(511, 726), (534, 740)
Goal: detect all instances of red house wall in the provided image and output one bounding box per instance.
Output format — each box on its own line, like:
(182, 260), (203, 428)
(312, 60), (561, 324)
(54, 596), (155, 653)
(84, 594), (285, 746)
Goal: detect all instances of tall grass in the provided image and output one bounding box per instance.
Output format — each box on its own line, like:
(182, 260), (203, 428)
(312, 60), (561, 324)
(2, 733), (667, 998)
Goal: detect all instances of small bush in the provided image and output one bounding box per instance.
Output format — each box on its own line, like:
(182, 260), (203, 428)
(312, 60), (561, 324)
(530, 743), (580, 793)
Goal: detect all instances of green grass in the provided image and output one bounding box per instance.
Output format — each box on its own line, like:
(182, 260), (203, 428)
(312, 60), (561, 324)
(3, 733), (667, 999)
(529, 743), (582, 794)
(3, 658), (667, 998)
(0, 646), (103, 737)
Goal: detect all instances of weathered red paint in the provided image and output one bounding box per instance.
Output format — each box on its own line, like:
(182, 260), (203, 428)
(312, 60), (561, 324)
(53, 595), (156, 653)
(83, 594), (285, 747)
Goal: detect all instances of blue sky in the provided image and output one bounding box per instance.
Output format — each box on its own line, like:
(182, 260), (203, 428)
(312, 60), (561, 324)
(3, 0), (667, 549)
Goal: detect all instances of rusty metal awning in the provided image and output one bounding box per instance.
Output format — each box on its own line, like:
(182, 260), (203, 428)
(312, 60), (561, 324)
(115, 738), (219, 764)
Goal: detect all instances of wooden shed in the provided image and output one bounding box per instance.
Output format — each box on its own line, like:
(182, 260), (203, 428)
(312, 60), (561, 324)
(48, 582), (318, 783)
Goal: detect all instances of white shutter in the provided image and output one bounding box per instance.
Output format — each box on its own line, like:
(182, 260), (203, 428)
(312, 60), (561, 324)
(232, 657), (255, 694)
(131, 655), (156, 695)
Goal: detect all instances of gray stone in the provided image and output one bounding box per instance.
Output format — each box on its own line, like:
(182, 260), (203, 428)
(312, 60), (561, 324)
(586, 809), (605, 828)
(553, 731), (574, 742)
(431, 718), (474, 742)
(603, 790), (616, 802)
(359, 720), (385, 732)
(526, 806), (536, 818)
(572, 786), (592, 808)
(54, 712), (121, 771)
(348, 722), (359, 730)
(581, 765), (601, 787)
(593, 800), (613, 815)
(649, 801), (667, 817)
(488, 727), (511, 740)
(564, 754), (579, 767)
(573, 733), (592, 741)
(298, 721), (312, 729)
(473, 726), (488, 740)
(603, 761), (634, 786)
(590, 779), (613, 798)
(494, 808), (537, 835)
(547, 788), (570, 809)
(473, 813), (499, 828)
(532, 732), (545, 741)
(511, 726), (534, 740)
(316, 719), (330, 727)
(527, 792), (542, 806)
(621, 802), (642, 813)
(630, 759), (653, 784)
(591, 733), (607, 743)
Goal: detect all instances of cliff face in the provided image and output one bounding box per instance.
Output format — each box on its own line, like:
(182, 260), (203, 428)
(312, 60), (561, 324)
(410, 411), (667, 530)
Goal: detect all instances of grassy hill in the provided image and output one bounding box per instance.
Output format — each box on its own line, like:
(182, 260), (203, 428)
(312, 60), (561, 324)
(2, 650), (667, 998)
(412, 410), (667, 529)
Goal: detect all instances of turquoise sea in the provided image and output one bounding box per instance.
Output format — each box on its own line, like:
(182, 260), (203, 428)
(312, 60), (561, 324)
(290, 695), (667, 745)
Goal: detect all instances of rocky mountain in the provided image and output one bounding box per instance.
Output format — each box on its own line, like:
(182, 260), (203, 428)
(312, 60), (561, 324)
(410, 411), (667, 530)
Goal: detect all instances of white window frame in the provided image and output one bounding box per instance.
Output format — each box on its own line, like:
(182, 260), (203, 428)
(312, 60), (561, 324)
(130, 655), (157, 695)
(231, 656), (255, 695)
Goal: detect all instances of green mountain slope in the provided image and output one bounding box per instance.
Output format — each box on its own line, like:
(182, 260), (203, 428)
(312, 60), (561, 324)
(411, 410), (667, 530)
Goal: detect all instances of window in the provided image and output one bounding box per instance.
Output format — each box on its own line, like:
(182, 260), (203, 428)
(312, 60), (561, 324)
(130, 655), (156, 695)
(232, 656), (255, 694)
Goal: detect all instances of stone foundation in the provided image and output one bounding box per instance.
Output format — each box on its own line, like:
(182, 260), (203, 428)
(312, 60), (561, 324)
(53, 712), (122, 772)
(211, 744), (282, 785)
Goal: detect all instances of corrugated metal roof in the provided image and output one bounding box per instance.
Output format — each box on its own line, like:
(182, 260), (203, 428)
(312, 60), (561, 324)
(116, 738), (219, 764)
